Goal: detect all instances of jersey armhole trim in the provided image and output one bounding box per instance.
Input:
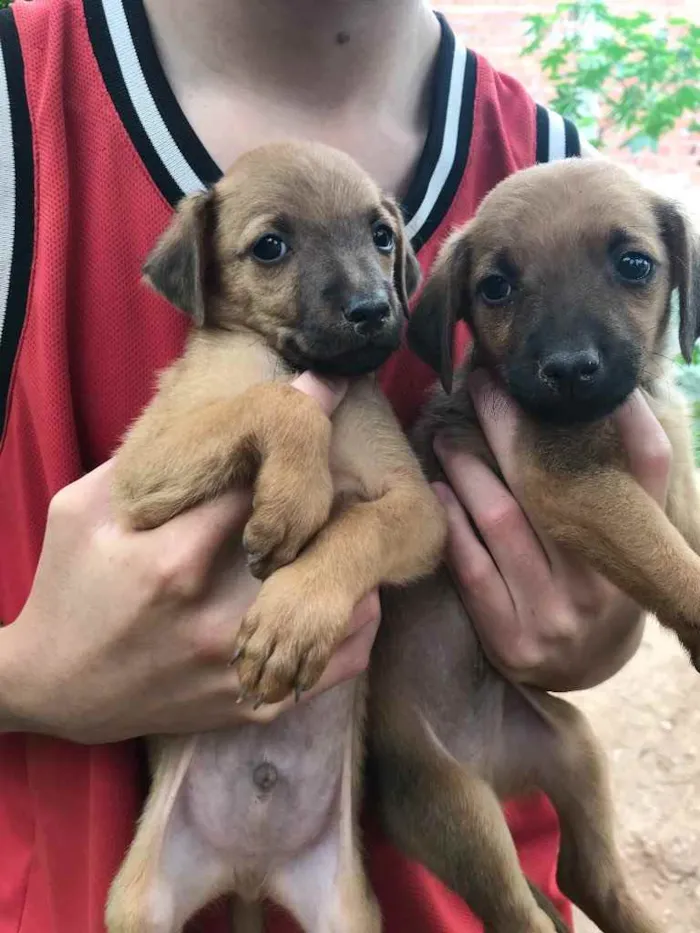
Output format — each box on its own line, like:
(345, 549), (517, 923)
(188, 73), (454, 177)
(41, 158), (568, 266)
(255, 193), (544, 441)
(535, 104), (581, 163)
(0, 8), (35, 444)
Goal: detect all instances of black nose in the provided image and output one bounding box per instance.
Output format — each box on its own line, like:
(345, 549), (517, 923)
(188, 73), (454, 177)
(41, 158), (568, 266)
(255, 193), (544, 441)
(344, 297), (390, 334)
(539, 349), (601, 392)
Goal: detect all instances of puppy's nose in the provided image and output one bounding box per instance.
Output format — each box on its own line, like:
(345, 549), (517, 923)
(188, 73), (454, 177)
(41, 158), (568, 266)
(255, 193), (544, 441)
(539, 349), (601, 391)
(345, 297), (391, 334)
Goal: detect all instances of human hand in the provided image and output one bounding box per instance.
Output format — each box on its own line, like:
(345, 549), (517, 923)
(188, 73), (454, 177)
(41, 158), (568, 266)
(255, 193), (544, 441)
(0, 373), (380, 743)
(433, 370), (671, 691)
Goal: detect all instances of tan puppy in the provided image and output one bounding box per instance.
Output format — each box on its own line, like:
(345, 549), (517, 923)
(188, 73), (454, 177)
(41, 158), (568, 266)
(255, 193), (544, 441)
(369, 158), (700, 933)
(105, 142), (446, 933)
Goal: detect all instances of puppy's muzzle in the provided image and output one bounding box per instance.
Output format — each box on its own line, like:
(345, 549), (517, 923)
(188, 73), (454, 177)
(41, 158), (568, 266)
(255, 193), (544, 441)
(538, 347), (602, 397)
(345, 295), (391, 336)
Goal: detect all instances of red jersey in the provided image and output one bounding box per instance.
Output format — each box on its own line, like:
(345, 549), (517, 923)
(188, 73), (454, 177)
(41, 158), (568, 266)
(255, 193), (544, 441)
(0, 1), (581, 930)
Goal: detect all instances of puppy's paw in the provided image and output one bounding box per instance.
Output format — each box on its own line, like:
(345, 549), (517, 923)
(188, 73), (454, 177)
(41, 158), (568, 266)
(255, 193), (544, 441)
(243, 470), (334, 580)
(231, 567), (350, 704)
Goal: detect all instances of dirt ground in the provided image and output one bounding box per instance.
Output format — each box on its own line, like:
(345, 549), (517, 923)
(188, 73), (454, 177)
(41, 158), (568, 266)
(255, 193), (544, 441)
(568, 620), (700, 932)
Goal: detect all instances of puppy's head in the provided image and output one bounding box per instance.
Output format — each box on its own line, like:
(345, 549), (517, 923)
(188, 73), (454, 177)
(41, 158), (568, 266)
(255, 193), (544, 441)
(143, 141), (420, 377)
(409, 159), (700, 424)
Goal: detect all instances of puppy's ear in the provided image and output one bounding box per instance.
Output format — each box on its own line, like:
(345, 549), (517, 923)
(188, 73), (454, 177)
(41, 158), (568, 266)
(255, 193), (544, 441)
(143, 188), (216, 327)
(655, 198), (700, 363)
(407, 231), (471, 394)
(382, 198), (422, 316)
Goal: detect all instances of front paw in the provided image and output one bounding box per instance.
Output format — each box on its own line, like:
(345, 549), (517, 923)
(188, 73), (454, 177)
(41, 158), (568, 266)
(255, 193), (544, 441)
(231, 568), (351, 704)
(243, 474), (333, 580)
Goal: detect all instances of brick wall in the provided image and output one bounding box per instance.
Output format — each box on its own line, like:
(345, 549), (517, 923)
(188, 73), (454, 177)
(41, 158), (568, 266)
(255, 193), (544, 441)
(434, 0), (700, 188)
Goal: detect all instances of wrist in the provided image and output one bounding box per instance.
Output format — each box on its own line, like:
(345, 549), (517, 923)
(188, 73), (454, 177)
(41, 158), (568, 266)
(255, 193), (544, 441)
(0, 615), (46, 734)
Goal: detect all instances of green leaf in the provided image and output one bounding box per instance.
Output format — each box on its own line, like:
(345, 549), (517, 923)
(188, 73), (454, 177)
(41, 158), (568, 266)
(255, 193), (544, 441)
(520, 0), (700, 147)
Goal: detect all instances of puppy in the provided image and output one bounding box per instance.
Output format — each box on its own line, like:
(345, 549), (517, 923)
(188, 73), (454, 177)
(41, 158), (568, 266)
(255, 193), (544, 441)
(369, 158), (700, 933)
(105, 142), (446, 933)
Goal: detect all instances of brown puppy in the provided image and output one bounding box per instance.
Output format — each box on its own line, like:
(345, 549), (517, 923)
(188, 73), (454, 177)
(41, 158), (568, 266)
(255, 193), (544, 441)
(369, 158), (700, 933)
(105, 142), (446, 933)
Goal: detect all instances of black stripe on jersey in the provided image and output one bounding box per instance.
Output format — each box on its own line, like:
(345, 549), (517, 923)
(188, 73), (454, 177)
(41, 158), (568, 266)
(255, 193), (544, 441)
(401, 13), (456, 230)
(121, 0), (221, 190)
(535, 103), (550, 163)
(83, 0), (188, 205)
(0, 9), (35, 443)
(410, 48), (477, 251)
(535, 104), (582, 163)
(564, 116), (581, 157)
(83, 0), (472, 245)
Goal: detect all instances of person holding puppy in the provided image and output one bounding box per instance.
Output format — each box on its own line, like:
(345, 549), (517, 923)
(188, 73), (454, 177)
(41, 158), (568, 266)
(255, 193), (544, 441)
(0, 1), (672, 932)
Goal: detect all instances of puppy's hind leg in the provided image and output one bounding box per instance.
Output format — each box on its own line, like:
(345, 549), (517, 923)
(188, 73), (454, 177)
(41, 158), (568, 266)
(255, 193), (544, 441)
(521, 690), (662, 933)
(267, 690), (380, 933)
(105, 738), (232, 933)
(371, 740), (566, 933)
(267, 820), (381, 933)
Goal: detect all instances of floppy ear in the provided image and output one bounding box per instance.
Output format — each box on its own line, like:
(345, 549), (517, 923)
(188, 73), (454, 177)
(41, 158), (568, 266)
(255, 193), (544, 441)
(407, 232), (471, 394)
(382, 198), (422, 316)
(142, 188), (216, 327)
(655, 198), (700, 363)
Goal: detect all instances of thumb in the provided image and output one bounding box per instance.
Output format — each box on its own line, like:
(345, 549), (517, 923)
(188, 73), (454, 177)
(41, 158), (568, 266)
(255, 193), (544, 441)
(614, 390), (672, 506)
(291, 371), (349, 418)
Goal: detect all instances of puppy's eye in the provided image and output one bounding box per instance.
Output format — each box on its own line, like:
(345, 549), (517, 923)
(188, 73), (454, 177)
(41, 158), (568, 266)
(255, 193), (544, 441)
(478, 275), (513, 305)
(372, 223), (395, 253)
(616, 252), (654, 283)
(251, 234), (289, 264)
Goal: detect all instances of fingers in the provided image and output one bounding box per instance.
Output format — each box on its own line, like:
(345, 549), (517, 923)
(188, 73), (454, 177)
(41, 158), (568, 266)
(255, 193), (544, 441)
(467, 369), (672, 508)
(291, 371), (348, 417)
(432, 481), (511, 609)
(434, 439), (554, 599)
(137, 488), (255, 577)
(346, 589), (382, 635)
(236, 589), (381, 723)
(464, 370), (522, 492)
(304, 589), (381, 693)
(613, 390), (672, 505)
(431, 480), (547, 674)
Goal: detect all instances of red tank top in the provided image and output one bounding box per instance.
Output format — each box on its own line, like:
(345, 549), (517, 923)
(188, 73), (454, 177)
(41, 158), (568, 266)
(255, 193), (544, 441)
(0, 2), (580, 930)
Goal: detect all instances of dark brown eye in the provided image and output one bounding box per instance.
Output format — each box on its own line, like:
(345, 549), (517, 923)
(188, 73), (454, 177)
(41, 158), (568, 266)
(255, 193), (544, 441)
(372, 223), (395, 253)
(252, 234), (288, 264)
(616, 252), (654, 282)
(479, 275), (512, 305)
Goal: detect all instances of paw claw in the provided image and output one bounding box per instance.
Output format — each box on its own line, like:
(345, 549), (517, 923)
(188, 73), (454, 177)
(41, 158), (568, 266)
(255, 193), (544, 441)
(229, 570), (349, 705)
(229, 646), (245, 666)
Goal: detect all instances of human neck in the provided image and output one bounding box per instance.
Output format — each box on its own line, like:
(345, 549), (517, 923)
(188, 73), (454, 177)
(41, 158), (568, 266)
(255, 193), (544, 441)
(143, 0), (438, 112)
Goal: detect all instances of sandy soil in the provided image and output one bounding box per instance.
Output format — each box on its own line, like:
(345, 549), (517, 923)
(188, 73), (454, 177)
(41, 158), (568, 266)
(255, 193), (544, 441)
(569, 620), (700, 932)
